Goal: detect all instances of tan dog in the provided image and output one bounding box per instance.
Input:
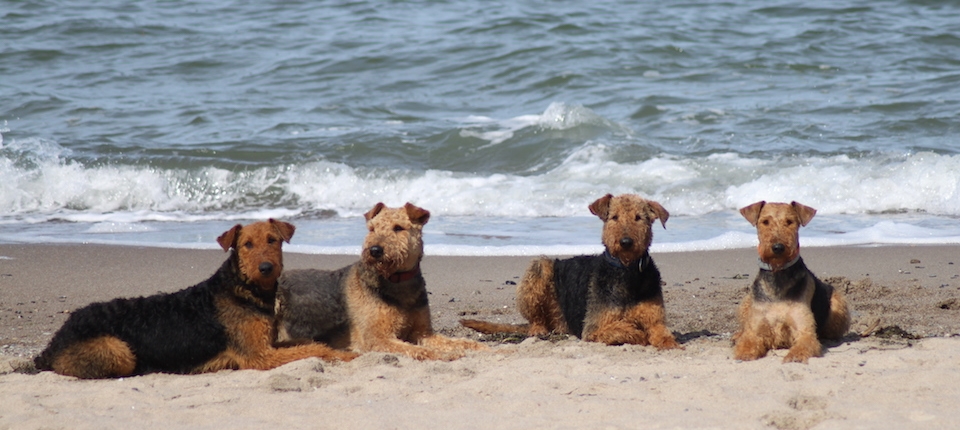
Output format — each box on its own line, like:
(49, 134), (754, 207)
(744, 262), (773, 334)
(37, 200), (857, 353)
(34, 220), (357, 379)
(277, 203), (486, 360)
(733, 201), (851, 363)
(462, 194), (680, 349)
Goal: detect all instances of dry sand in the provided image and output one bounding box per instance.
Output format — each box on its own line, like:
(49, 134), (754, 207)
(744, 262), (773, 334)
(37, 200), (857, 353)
(1, 244), (959, 429)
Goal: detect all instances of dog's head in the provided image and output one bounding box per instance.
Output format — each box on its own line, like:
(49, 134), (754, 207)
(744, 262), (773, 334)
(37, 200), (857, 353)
(589, 194), (668, 266)
(361, 202), (430, 278)
(217, 219), (295, 290)
(739, 201), (816, 271)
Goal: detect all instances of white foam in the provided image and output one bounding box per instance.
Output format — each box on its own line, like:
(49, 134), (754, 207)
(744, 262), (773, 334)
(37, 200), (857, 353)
(3, 128), (960, 239)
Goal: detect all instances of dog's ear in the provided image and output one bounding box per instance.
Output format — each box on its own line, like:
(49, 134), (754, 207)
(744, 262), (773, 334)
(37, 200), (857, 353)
(739, 201), (766, 227)
(269, 219), (296, 243)
(217, 224), (243, 252)
(648, 200), (670, 229)
(588, 194), (614, 221)
(364, 202), (387, 222)
(404, 203), (431, 226)
(791, 201), (817, 227)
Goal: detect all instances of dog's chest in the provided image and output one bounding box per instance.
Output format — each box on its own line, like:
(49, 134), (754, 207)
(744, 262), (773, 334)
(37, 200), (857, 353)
(554, 256), (660, 304)
(373, 278), (429, 310)
(753, 269), (815, 303)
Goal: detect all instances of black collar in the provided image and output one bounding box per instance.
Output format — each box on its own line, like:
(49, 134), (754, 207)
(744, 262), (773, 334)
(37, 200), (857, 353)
(758, 255), (801, 272)
(603, 250), (650, 272)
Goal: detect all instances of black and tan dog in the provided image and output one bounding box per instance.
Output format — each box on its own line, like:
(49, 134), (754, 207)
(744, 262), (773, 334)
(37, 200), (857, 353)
(33, 220), (357, 379)
(461, 194), (680, 349)
(276, 203), (485, 361)
(733, 201), (851, 363)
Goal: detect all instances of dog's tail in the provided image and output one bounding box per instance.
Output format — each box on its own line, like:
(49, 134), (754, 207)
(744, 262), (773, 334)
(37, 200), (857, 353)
(459, 319), (530, 335)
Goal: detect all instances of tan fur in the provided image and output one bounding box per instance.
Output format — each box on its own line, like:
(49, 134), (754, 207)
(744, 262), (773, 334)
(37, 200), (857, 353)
(733, 202), (852, 363)
(51, 336), (137, 379)
(516, 257), (569, 336)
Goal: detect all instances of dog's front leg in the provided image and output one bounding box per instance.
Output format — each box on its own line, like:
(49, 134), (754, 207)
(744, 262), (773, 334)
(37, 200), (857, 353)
(782, 306), (822, 363)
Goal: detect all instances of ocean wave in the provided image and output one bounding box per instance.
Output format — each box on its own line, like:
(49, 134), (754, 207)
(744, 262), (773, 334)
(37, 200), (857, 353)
(2, 134), (959, 222)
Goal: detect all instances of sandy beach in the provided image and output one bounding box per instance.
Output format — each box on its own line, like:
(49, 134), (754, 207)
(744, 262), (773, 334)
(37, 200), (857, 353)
(2, 243), (959, 429)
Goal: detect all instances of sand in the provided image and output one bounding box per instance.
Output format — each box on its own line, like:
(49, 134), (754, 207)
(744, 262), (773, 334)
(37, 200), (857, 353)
(1, 243), (959, 429)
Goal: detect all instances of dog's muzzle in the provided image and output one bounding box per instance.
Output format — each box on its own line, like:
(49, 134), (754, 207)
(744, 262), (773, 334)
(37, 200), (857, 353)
(258, 262), (274, 276)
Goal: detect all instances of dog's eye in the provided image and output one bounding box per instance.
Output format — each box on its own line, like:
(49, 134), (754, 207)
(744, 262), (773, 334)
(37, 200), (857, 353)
(785, 219), (794, 226)
(611, 215), (619, 221)
(267, 237), (277, 244)
(393, 225), (405, 232)
(243, 241), (254, 249)
(761, 219), (770, 226)
(635, 214), (642, 222)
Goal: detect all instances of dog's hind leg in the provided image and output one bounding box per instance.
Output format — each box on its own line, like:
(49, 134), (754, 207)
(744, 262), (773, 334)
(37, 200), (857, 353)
(51, 336), (137, 379)
(516, 257), (568, 335)
(818, 290), (852, 340)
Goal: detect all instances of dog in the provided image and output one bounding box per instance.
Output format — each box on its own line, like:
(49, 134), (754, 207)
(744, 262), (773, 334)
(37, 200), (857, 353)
(733, 201), (851, 363)
(460, 194), (680, 349)
(276, 203), (486, 361)
(33, 219), (358, 379)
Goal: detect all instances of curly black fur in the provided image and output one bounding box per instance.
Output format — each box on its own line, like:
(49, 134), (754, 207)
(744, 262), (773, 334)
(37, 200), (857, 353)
(34, 252), (271, 376)
(553, 253), (663, 338)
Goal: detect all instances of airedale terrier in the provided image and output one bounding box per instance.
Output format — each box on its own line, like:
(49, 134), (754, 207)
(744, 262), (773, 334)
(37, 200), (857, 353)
(461, 194), (681, 349)
(733, 201), (851, 363)
(33, 220), (357, 379)
(276, 203), (486, 361)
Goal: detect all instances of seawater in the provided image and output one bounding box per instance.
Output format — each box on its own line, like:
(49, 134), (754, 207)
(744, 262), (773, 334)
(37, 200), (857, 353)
(2, 1), (960, 255)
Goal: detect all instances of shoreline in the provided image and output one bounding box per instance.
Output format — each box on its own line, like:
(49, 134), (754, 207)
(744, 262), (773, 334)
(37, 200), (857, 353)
(2, 243), (959, 428)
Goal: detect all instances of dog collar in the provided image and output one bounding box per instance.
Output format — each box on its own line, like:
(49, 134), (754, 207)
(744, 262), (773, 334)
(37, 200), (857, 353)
(603, 250), (649, 272)
(758, 255), (800, 272)
(387, 266), (421, 283)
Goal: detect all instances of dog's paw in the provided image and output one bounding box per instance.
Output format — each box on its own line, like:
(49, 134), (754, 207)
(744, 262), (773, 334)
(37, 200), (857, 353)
(654, 337), (683, 350)
(782, 351), (811, 364)
(334, 351), (361, 362)
(733, 341), (767, 361)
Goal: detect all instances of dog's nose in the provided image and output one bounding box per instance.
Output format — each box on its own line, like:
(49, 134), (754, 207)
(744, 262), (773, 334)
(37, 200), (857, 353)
(258, 262), (274, 275)
(771, 243), (785, 255)
(369, 245), (384, 259)
(619, 237), (634, 249)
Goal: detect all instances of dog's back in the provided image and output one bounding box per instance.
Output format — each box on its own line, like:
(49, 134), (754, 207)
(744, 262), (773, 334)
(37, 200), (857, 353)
(276, 266), (352, 346)
(35, 275), (228, 375)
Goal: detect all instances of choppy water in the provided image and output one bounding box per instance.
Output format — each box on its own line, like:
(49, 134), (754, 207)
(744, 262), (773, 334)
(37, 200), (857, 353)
(2, 1), (960, 255)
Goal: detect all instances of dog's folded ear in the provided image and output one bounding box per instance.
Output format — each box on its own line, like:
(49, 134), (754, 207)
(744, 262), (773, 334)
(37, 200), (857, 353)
(269, 219), (296, 243)
(588, 194), (615, 221)
(217, 224), (243, 252)
(364, 202), (387, 222)
(403, 203), (431, 226)
(739, 201), (766, 227)
(648, 200), (670, 229)
(790, 201), (817, 227)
